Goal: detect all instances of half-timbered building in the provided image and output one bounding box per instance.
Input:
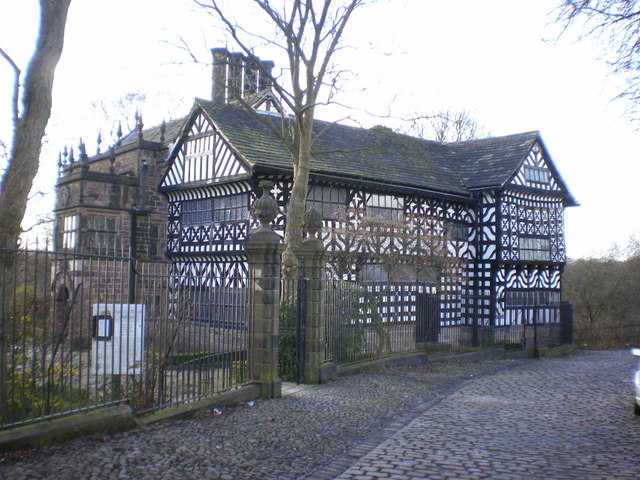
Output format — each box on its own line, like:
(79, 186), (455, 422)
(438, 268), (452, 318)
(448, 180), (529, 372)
(159, 97), (576, 329)
(55, 47), (576, 337)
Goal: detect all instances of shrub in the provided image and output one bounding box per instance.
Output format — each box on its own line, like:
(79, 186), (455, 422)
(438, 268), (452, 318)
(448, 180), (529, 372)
(278, 295), (298, 381)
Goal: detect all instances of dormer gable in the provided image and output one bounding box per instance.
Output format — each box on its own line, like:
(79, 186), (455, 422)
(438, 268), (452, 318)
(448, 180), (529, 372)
(505, 139), (577, 206)
(160, 107), (250, 189)
(508, 142), (560, 191)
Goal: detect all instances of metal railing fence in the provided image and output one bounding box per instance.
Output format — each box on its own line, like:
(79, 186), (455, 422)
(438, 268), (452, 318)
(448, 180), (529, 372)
(0, 247), (249, 429)
(325, 280), (428, 364)
(324, 279), (571, 366)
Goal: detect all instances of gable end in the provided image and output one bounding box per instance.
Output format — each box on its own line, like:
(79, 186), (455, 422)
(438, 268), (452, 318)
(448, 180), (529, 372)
(508, 143), (561, 192)
(160, 111), (250, 189)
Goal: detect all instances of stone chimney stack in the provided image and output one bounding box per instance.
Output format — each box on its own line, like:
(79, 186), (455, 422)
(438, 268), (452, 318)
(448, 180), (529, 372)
(228, 52), (245, 102)
(211, 47), (274, 107)
(211, 48), (229, 106)
(259, 60), (274, 91)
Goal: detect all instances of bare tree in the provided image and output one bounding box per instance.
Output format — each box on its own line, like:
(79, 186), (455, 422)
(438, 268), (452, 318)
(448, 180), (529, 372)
(554, 0), (640, 120)
(0, 0), (73, 251)
(408, 108), (489, 143)
(329, 210), (463, 354)
(0, 0), (72, 422)
(563, 237), (640, 346)
(194, 0), (364, 267)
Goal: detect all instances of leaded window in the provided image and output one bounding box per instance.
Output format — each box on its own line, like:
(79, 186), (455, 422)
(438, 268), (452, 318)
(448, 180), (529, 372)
(183, 135), (214, 183)
(62, 215), (78, 249)
(182, 199), (213, 226)
(519, 236), (550, 261)
(505, 290), (560, 307)
(188, 286), (248, 328)
(306, 185), (346, 219)
(366, 193), (403, 221)
(446, 222), (468, 241)
(524, 166), (550, 185)
(182, 194), (249, 226)
(86, 215), (118, 250)
(361, 263), (388, 283)
(212, 194), (249, 223)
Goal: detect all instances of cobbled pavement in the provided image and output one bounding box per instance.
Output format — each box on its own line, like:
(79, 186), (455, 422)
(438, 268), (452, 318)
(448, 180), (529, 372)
(0, 350), (637, 479)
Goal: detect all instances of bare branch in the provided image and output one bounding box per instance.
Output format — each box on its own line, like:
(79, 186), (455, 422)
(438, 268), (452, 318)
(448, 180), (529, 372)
(406, 109), (489, 143)
(192, 0), (364, 268)
(553, 0), (640, 121)
(21, 212), (54, 234)
(0, 46), (21, 130)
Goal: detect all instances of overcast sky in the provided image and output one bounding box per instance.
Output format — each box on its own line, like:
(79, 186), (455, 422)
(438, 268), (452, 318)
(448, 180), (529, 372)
(1, 0), (639, 259)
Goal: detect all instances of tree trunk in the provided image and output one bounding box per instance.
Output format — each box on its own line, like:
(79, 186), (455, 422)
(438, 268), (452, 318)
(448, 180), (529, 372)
(282, 115), (314, 271)
(0, 0), (72, 251)
(0, 0), (72, 425)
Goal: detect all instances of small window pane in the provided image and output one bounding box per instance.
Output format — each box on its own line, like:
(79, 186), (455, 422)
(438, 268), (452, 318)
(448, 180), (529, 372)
(524, 166), (550, 185)
(62, 215), (78, 249)
(361, 264), (388, 283)
(519, 236), (550, 261)
(366, 193), (403, 221)
(306, 185), (346, 219)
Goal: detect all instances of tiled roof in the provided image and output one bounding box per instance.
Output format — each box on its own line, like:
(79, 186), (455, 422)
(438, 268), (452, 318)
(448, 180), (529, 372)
(119, 117), (186, 147)
(200, 100), (470, 196)
(169, 99), (575, 204)
(447, 132), (540, 190)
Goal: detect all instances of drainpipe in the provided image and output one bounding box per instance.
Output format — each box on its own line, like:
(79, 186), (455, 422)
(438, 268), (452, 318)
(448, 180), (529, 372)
(128, 160), (148, 304)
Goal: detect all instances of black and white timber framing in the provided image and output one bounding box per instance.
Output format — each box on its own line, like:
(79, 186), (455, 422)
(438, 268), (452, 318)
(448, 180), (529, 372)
(158, 99), (577, 328)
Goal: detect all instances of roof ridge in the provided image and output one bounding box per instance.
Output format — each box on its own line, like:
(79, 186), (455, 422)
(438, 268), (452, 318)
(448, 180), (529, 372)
(447, 130), (539, 145)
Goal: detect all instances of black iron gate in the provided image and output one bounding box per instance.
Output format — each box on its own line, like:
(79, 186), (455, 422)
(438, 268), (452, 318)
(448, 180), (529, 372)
(560, 301), (573, 344)
(415, 293), (440, 344)
(278, 261), (307, 384)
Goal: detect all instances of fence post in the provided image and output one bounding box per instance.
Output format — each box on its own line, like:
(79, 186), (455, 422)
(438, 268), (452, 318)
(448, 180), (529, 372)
(245, 181), (284, 399)
(296, 207), (333, 384)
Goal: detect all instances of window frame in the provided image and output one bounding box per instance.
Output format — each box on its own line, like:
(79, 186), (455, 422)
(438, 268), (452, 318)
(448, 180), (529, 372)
(181, 193), (250, 226)
(306, 185), (347, 220)
(518, 236), (551, 261)
(365, 193), (404, 221)
(505, 290), (560, 307)
(85, 215), (118, 251)
(182, 198), (213, 226)
(62, 214), (78, 249)
(524, 166), (550, 185)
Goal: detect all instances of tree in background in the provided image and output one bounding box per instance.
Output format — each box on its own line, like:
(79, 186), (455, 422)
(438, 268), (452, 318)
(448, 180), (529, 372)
(0, 0), (72, 251)
(563, 238), (640, 346)
(555, 0), (640, 120)
(407, 108), (489, 143)
(194, 0), (364, 268)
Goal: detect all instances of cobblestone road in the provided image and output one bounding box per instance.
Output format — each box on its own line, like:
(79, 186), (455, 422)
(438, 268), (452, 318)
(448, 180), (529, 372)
(0, 350), (637, 479)
(332, 350), (639, 480)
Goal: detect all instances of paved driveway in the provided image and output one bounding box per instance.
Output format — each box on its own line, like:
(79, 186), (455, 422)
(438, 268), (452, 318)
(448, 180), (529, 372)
(1, 350), (637, 479)
(332, 350), (639, 480)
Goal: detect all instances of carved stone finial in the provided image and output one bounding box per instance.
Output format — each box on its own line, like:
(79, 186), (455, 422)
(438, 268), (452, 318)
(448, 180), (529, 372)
(136, 111), (144, 141)
(252, 180), (278, 231)
(116, 121), (123, 144)
(68, 146), (75, 164)
(79, 139), (87, 161)
(96, 130), (102, 155)
(108, 148), (116, 174)
(160, 119), (166, 144)
(303, 206), (323, 238)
